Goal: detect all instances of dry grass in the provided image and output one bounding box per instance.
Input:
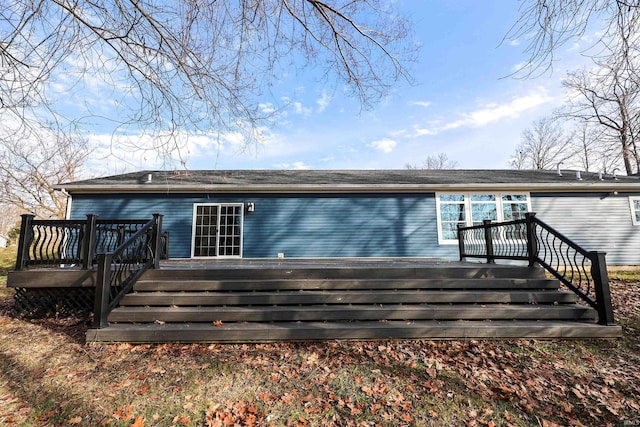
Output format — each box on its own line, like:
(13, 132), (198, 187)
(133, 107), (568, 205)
(0, 246), (15, 275)
(0, 247), (15, 301)
(609, 269), (640, 282)
(0, 251), (639, 426)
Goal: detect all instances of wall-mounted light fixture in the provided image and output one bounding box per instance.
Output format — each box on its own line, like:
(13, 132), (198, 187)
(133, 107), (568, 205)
(247, 202), (255, 212)
(600, 190), (620, 200)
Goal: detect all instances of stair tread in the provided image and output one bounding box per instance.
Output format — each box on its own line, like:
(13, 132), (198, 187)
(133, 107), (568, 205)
(112, 303), (593, 312)
(108, 303), (597, 322)
(141, 265), (548, 281)
(87, 320), (622, 343)
(120, 289), (578, 305)
(134, 278), (560, 291)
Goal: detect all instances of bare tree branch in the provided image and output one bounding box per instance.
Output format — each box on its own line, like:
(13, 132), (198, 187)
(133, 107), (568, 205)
(406, 153), (458, 170)
(0, 129), (89, 219)
(0, 1), (415, 164)
(510, 116), (575, 170)
(506, 0), (636, 76)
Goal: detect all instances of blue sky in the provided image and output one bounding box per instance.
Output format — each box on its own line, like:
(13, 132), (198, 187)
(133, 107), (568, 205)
(81, 1), (597, 174)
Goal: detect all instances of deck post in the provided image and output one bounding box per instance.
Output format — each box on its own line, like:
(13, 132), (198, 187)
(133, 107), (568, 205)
(151, 213), (164, 269)
(482, 220), (495, 264)
(590, 251), (615, 325)
(525, 212), (538, 267)
(93, 253), (112, 329)
(81, 214), (98, 269)
(457, 224), (465, 261)
(15, 214), (35, 271)
(160, 231), (170, 260)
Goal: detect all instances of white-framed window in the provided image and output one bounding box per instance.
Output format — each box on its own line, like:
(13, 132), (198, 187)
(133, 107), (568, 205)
(436, 193), (530, 244)
(630, 197), (640, 225)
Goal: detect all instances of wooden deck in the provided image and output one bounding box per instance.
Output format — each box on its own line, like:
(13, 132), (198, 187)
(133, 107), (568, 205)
(8, 258), (623, 342)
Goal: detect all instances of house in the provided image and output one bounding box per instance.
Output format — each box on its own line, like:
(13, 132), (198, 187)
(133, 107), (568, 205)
(0, 234), (7, 248)
(6, 168), (629, 342)
(56, 169), (640, 265)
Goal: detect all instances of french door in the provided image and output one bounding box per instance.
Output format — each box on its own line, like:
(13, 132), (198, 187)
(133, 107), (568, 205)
(191, 203), (244, 258)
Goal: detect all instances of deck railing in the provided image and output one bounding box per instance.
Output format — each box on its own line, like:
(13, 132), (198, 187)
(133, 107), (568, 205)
(15, 218), (88, 269)
(14, 213), (165, 326)
(458, 212), (615, 325)
(15, 214), (166, 270)
(93, 214), (163, 328)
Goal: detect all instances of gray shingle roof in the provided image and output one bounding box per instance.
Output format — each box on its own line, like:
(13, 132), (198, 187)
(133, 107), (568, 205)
(56, 169), (640, 193)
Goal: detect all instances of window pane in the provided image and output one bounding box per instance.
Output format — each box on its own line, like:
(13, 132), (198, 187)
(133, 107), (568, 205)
(470, 194), (495, 201)
(503, 203), (528, 220)
(502, 194), (527, 202)
(471, 203), (497, 222)
(441, 222), (462, 240)
(440, 204), (466, 222)
(440, 194), (464, 202)
(635, 200), (640, 222)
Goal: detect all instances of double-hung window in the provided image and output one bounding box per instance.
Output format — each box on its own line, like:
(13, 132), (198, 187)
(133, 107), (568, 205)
(630, 197), (640, 225)
(436, 193), (530, 244)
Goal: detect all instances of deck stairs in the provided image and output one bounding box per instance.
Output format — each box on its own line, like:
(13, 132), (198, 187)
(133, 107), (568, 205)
(85, 261), (622, 343)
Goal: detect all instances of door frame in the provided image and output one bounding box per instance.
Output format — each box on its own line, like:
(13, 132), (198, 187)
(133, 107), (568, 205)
(191, 203), (244, 258)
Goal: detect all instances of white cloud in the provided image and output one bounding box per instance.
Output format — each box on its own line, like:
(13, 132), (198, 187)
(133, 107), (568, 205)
(369, 138), (397, 153)
(316, 90), (331, 112)
(410, 88), (553, 137)
(293, 102), (313, 116)
(259, 102), (276, 114)
(409, 101), (432, 108)
(509, 39), (520, 46)
(274, 161), (312, 170)
(412, 125), (439, 136)
(82, 124), (286, 173)
(511, 61), (529, 73)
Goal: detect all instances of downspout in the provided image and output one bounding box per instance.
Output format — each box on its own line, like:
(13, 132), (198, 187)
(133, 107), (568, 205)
(61, 188), (72, 220)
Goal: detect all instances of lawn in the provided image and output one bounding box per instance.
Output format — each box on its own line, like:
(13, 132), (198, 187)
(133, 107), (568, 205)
(0, 247), (639, 426)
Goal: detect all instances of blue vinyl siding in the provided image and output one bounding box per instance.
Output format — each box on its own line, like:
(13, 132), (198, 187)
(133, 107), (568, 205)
(70, 193), (457, 259)
(531, 192), (640, 265)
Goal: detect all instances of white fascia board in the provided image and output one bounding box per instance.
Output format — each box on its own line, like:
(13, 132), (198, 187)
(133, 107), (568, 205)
(56, 182), (640, 194)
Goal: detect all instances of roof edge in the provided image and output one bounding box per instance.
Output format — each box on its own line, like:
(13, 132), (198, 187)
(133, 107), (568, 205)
(54, 182), (640, 194)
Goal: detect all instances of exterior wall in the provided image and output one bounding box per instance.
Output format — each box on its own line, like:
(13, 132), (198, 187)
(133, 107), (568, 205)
(70, 193), (459, 259)
(531, 192), (640, 265)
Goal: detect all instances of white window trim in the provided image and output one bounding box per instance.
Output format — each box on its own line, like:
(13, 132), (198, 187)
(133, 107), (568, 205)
(436, 192), (531, 245)
(630, 197), (640, 226)
(191, 203), (244, 258)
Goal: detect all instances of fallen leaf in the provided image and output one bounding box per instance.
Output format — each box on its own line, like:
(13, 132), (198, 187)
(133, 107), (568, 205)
(571, 387), (585, 399)
(131, 416), (145, 427)
(361, 385), (375, 396)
